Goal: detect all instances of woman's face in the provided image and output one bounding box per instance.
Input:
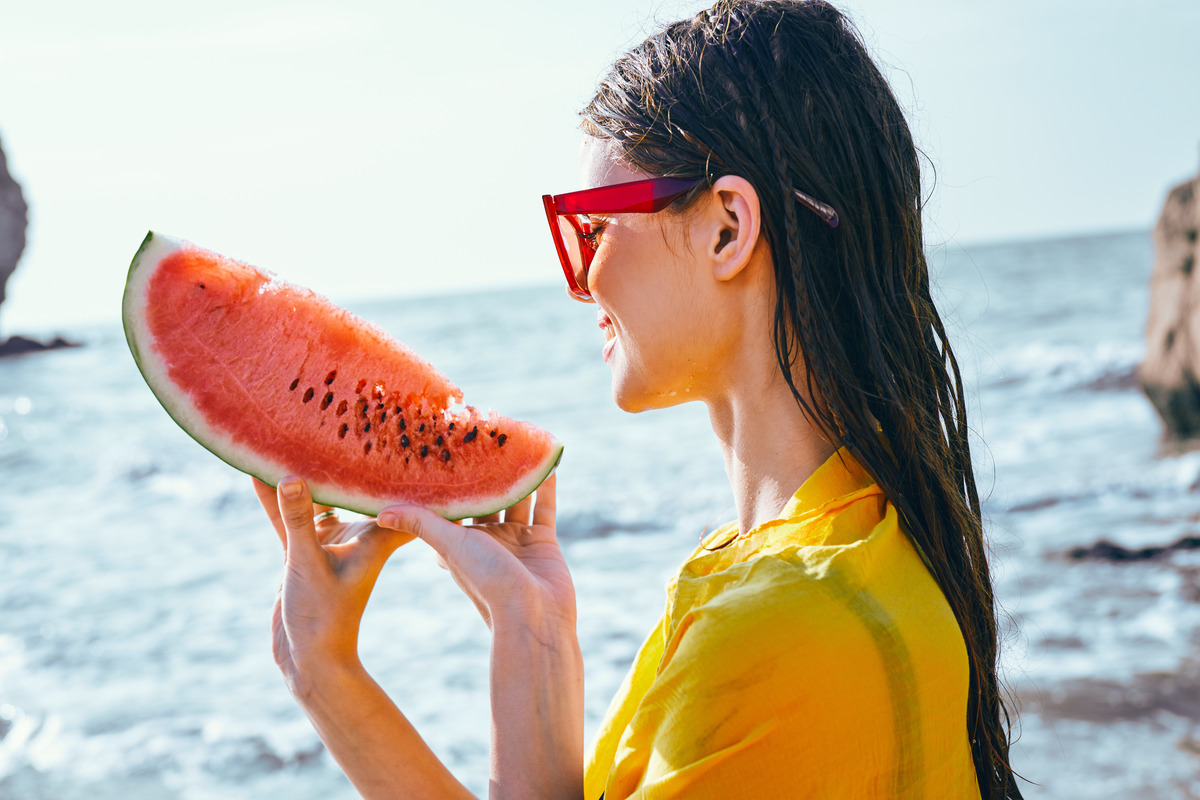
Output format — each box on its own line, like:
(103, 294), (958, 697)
(577, 139), (734, 412)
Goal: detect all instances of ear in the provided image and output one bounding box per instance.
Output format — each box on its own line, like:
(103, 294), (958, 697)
(705, 175), (762, 282)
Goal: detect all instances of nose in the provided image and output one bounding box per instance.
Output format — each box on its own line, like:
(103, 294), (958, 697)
(565, 286), (595, 304)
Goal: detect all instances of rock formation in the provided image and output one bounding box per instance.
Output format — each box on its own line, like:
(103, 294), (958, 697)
(0, 132), (78, 356)
(1140, 168), (1200, 438)
(0, 133), (27, 331)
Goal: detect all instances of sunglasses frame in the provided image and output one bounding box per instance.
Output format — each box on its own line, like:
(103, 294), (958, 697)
(541, 175), (839, 300)
(542, 176), (703, 300)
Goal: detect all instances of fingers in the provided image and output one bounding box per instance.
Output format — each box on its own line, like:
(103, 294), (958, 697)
(313, 505), (340, 536)
(276, 477), (324, 565)
(474, 512), (502, 524)
(531, 473), (557, 530)
(504, 495), (533, 526)
(254, 476), (287, 546)
(376, 505), (465, 562)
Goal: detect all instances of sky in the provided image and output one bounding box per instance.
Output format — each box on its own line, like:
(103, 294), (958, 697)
(1, 0), (1199, 332)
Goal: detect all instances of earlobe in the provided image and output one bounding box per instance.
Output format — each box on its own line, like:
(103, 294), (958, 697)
(709, 175), (761, 282)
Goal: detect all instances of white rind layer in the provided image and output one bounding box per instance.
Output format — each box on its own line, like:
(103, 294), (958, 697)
(122, 231), (562, 520)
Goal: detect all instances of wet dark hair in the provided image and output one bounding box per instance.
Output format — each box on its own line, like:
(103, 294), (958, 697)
(581, 1), (1022, 797)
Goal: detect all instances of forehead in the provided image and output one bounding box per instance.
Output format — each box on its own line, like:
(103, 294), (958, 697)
(579, 137), (646, 190)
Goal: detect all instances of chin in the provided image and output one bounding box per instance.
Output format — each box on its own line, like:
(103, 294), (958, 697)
(610, 377), (690, 414)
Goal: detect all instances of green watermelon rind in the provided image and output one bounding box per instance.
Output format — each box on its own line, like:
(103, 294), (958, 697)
(122, 231), (563, 521)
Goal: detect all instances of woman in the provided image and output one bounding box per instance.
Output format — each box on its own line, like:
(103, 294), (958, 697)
(255, 1), (1023, 797)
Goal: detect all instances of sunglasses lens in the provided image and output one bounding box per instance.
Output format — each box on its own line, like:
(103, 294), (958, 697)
(556, 215), (592, 297)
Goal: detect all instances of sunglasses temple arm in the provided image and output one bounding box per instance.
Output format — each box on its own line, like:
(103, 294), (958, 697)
(794, 188), (839, 229)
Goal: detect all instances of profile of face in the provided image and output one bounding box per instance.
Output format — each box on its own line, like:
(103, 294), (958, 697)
(574, 138), (768, 414)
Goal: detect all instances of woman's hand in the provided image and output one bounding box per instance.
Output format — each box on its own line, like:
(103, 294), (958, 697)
(375, 474), (574, 632)
(378, 475), (584, 799)
(255, 473), (582, 799)
(253, 476), (415, 695)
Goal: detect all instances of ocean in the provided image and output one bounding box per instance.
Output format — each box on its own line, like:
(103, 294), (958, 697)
(1, 228), (1196, 798)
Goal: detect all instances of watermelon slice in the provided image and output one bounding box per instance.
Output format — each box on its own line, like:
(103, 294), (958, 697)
(122, 232), (562, 520)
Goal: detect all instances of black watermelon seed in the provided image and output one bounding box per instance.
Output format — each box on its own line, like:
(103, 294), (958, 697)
(361, 404), (369, 418)
(463, 427), (478, 443)
(289, 378), (300, 391)
(400, 434), (410, 448)
(448, 422), (455, 431)
(419, 423), (426, 433)
(405, 456), (410, 464)
(338, 423), (349, 438)
(380, 410), (387, 423)
(394, 406), (401, 415)
(364, 421), (372, 433)
(302, 387), (315, 403)
(497, 433), (507, 447)
(336, 400), (348, 416)
(441, 449), (450, 462)
(325, 370), (337, 385)
(398, 418), (406, 431)
(364, 441), (372, 454)
(489, 430), (497, 438)
(420, 445), (429, 458)
(320, 392), (334, 410)
(435, 435), (444, 447)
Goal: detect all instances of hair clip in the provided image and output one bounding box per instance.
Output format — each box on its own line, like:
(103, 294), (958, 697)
(794, 188), (839, 228)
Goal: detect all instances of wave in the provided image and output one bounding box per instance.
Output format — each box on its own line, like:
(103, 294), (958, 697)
(979, 340), (1144, 396)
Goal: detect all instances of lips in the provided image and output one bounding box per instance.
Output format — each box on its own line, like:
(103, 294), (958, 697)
(598, 308), (617, 362)
(597, 308), (615, 342)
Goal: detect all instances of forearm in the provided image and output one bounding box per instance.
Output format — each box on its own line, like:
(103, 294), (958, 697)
(489, 613), (585, 800)
(294, 661), (476, 800)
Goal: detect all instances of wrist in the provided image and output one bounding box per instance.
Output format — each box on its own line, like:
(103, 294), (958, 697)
(285, 653), (368, 705)
(491, 601), (578, 644)
(490, 609), (583, 689)
(488, 607), (584, 800)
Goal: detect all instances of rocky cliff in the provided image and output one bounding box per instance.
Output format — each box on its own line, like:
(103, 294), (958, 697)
(0, 134), (28, 329)
(0, 133), (79, 356)
(1139, 169), (1200, 439)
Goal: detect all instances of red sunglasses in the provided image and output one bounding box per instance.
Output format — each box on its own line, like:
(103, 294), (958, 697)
(541, 176), (839, 300)
(541, 177), (702, 300)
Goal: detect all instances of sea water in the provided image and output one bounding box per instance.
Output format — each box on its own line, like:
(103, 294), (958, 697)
(1, 229), (1196, 798)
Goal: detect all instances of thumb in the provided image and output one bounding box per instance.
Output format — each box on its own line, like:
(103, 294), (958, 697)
(377, 505), (466, 562)
(276, 477), (323, 565)
(345, 525), (417, 574)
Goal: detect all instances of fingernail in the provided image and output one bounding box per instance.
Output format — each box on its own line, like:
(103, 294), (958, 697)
(377, 512), (397, 528)
(280, 479), (303, 500)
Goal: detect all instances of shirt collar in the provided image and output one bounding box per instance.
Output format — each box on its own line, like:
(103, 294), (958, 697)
(701, 446), (876, 551)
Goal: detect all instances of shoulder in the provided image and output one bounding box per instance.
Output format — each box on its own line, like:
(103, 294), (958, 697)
(660, 515), (967, 706)
(636, 547), (933, 793)
(662, 546), (887, 678)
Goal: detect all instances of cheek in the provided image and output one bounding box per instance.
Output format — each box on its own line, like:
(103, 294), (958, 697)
(588, 218), (704, 338)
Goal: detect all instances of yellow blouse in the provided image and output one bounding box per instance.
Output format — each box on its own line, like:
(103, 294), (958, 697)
(584, 448), (981, 799)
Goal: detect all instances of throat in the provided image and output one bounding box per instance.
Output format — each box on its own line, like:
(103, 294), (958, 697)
(707, 391), (836, 536)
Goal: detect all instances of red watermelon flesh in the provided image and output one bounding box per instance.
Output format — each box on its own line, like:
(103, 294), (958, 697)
(122, 232), (562, 520)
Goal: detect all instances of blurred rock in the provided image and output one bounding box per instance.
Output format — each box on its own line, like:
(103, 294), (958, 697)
(0, 334), (79, 356)
(0, 133), (79, 356)
(0, 132), (28, 328)
(1140, 169), (1200, 438)
(1066, 535), (1200, 562)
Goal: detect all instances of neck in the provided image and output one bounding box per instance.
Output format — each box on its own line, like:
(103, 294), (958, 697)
(705, 370), (835, 537)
